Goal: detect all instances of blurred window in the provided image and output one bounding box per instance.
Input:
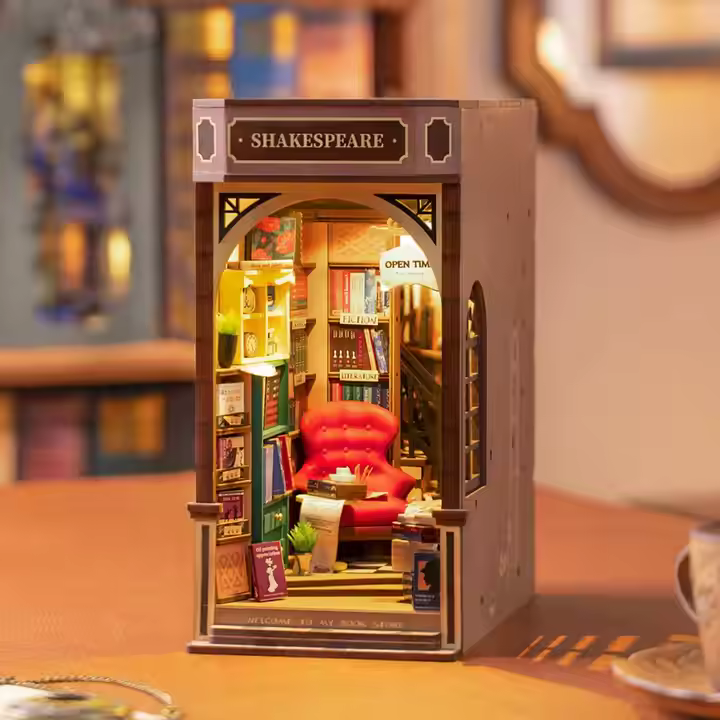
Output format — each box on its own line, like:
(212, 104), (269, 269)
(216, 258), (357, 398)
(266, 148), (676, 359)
(99, 393), (165, 457)
(465, 282), (487, 495)
(24, 51), (128, 324)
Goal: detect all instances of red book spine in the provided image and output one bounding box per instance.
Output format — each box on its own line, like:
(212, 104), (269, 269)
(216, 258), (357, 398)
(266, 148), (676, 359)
(342, 271), (350, 313)
(329, 270), (339, 316)
(357, 329), (366, 369)
(280, 435), (295, 491)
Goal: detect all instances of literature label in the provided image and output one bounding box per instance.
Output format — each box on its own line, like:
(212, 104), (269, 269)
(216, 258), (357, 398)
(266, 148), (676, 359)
(294, 371), (307, 386)
(291, 317), (307, 330)
(339, 369), (379, 383)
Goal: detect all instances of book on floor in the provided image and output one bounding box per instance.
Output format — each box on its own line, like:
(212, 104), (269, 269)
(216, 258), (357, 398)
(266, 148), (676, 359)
(250, 541), (288, 601)
(412, 551), (441, 611)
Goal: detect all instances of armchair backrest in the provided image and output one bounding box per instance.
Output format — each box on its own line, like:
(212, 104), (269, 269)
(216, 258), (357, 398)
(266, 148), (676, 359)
(293, 402), (415, 500)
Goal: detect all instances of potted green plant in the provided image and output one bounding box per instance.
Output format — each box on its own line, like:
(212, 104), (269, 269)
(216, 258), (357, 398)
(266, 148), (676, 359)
(217, 311), (241, 368)
(288, 521), (318, 576)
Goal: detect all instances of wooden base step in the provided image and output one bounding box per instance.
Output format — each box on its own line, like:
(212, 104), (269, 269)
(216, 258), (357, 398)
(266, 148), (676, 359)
(215, 599), (440, 633)
(191, 635), (452, 660)
(289, 583), (404, 598)
(286, 571), (400, 589)
(210, 624), (440, 651)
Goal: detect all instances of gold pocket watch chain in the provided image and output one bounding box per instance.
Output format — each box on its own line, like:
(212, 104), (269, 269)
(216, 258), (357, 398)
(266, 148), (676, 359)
(0, 674), (182, 719)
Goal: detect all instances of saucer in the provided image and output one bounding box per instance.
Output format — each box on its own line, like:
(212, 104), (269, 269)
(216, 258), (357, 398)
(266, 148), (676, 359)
(612, 642), (720, 718)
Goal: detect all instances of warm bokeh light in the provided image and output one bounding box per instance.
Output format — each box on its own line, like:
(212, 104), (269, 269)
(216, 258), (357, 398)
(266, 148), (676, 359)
(107, 227), (132, 298)
(272, 10), (298, 61)
(204, 8), (234, 60)
(537, 17), (568, 81)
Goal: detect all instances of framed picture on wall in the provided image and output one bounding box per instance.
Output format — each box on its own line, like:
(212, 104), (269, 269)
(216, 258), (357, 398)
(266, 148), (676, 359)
(245, 217), (297, 262)
(600, 0), (720, 67)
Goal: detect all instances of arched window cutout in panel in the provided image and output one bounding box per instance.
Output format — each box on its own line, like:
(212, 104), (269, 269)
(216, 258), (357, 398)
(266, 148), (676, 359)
(465, 281), (487, 495)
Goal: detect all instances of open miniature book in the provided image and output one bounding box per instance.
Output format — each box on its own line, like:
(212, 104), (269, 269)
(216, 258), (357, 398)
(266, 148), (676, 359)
(399, 497), (442, 526)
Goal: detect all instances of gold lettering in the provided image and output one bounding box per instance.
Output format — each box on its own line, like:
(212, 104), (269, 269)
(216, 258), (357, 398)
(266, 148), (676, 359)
(276, 134), (288, 148)
(324, 133), (335, 147)
(313, 133), (323, 147)
(261, 133), (275, 148)
(373, 133), (384, 148)
(250, 133), (262, 148)
(360, 133), (372, 148)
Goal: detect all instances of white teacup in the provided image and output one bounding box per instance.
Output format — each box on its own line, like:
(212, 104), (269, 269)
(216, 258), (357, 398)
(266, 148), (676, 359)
(330, 466), (354, 484)
(675, 521), (720, 690)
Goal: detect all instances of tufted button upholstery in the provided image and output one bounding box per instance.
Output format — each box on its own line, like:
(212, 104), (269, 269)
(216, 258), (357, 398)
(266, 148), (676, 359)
(293, 401), (416, 528)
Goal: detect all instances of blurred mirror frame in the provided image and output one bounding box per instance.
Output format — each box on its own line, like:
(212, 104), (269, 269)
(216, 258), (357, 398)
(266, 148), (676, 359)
(504, 0), (720, 219)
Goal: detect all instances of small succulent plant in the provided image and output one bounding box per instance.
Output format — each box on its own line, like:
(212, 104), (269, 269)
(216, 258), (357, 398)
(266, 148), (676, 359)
(217, 311), (241, 336)
(288, 521), (318, 554)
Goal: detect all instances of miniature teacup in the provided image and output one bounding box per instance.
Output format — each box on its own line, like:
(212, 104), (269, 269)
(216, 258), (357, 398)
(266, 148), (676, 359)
(330, 466), (354, 484)
(674, 521), (720, 690)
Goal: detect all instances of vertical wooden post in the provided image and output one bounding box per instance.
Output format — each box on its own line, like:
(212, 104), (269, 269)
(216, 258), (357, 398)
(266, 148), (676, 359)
(195, 183), (215, 504)
(441, 183), (462, 509)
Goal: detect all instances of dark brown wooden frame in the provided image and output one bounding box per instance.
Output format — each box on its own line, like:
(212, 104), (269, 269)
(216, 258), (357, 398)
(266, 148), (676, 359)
(504, 0), (720, 218)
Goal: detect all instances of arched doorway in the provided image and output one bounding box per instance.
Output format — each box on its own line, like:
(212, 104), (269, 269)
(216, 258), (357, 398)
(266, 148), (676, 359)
(214, 194), (443, 500)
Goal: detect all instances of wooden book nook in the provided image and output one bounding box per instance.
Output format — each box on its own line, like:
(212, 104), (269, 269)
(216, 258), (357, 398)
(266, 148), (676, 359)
(188, 98), (537, 660)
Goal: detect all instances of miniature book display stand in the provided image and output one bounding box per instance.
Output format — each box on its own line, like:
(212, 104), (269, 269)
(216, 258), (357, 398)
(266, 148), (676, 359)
(187, 99), (536, 660)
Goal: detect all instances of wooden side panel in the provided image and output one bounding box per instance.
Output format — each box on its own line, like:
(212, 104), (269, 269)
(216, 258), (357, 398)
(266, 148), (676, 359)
(441, 184), (463, 509)
(0, 393), (16, 486)
(196, 183), (215, 503)
(304, 222), (329, 411)
(458, 102), (537, 653)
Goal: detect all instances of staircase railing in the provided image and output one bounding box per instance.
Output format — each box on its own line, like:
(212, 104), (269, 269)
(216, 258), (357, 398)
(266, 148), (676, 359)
(400, 344), (441, 489)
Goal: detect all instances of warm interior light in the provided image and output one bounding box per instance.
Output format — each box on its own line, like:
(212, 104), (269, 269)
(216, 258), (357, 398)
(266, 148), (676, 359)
(205, 71), (231, 98)
(399, 234), (419, 249)
(274, 272), (296, 286)
(228, 245), (240, 264)
(204, 8), (234, 61)
(59, 55), (94, 114)
(107, 227), (132, 298)
(537, 18), (568, 80)
(272, 10), (298, 61)
(243, 276), (253, 288)
(242, 363), (278, 378)
(60, 222), (86, 291)
(23, 61), (49, 91)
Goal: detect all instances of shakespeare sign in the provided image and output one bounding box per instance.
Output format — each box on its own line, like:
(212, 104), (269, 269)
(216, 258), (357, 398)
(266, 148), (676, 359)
(228, 118), (408, 164)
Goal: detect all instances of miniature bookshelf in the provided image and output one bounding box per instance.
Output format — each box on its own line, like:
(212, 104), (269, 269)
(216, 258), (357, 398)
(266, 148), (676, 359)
(214, 371), (252, 549)
(217, 261), (293, 367)
(215, 209), (405, 576)
(250, 362), (294, 563)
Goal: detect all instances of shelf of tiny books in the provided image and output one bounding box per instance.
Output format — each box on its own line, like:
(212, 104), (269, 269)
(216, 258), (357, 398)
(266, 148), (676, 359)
(217, 479), (251, 545)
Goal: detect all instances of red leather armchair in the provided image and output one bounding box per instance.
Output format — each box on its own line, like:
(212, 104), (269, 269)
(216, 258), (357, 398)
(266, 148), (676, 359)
(294, 402), (416, 539)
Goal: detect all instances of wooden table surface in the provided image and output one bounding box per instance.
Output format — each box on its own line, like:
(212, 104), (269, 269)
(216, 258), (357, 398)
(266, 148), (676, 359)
(0, 476), (701, 719)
